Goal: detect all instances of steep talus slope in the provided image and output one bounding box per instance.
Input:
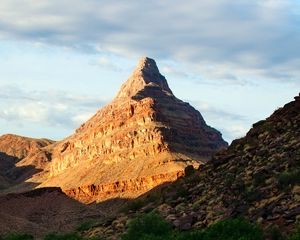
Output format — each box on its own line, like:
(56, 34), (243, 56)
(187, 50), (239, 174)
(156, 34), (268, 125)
(86, 93), (300, 239)
(34, 57), (227, 202)
(157, 93), (300, 229)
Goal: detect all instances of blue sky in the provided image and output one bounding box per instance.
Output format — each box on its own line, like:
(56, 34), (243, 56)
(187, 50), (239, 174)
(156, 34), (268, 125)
(0, 0), (299, 142)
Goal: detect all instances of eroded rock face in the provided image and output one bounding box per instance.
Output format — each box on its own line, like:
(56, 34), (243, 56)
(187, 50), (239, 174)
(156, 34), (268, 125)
(36, 57), (227, 201)
(0, 57), (227, 202)
(64, 171), (184, 203)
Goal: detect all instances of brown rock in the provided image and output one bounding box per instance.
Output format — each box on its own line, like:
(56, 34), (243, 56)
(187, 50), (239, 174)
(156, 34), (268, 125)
(32, 57), (226, 202)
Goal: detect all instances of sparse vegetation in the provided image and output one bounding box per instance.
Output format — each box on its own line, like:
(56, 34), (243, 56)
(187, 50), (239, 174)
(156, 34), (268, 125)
(44, 233), (82, 240)
(76, 220), (97, 232)
(175, 187), (189, 198)
(44, 233), (102, 240)
(2, 215), (300, 240)
(121, 212), (172, 240)
(264, 225), (285, 240)
(288, 228), (300, 240)
(277, 169), (300, 189)
(1, 233), (33, 240)
(253, 172), (267, 187)
(121, 212), (264, 240)
(123, 199), (145, 212)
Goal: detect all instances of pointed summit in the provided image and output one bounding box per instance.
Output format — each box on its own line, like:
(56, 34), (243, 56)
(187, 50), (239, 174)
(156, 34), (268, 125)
(115, 57), (173, 100)
(136, 57), (160, 73)
(23, 56), (227, 203)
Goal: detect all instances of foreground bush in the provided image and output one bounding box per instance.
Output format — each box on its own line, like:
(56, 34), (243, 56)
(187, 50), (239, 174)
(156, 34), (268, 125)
(278, 169), (300, 189)
(121, 212), (173, 240)
(288, 228), (300, 240)
(203, 218), (263, 240)
(44, 233), (102, 240)
(121, 212), (264, 240)
(1, 234), (33, 240)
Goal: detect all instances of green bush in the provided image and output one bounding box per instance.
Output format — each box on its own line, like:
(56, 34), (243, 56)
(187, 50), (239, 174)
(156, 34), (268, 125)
(44, 233), (82, 240)
(121, 212), (172, 240)
(264, 225), (285, 240)
(76, 220), (97, 232)
(121, 213), (263, 240)
(44, 233), (102, 240)
(278, 170), (300, 188)
(288, 228), (300, 240)
(176, 187), (189, 198)
(253, 173), (266, 187)
(123, 199), (145, 212)
(203, 218), (263, 240)
(2, 234), (33, 240)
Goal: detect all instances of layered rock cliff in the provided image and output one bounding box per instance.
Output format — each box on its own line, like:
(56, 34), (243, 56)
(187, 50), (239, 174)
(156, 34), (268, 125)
(0, 57), (227, 202)
(39, 57), (227, 202)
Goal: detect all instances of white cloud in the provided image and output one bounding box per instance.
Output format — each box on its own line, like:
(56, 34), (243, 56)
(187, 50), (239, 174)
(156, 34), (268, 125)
(0, 102), (47, 123)
(0, 86), (107, 129)
(0, 0), (299, 141)
(0, 0), (298, 87)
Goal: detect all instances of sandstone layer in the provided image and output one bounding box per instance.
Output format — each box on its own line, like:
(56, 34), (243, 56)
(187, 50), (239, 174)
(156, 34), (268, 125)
(40, 57), (226, 202)
(0, 57), (227, 202)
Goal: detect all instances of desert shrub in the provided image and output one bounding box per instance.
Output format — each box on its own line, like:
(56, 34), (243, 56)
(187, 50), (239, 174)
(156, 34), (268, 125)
(76, 220), (97, 232)
(121, 212), (172, 240)
(234, 180), (247, 194)
(176, 187), (189, 198)
(2, 234), (33, 240)
(264, 225), (285, 240)
(243, 187), (263, 202)
(288, 228), (300, 240)
(44, 233), (102, 240)
(253, 173), (267, 187)
(121, 212), (265, 240)
(123, 199), (145, 212)
(44, 233), (82, 240)
(224, 173), (235, 187)
(278, 169), (300, 188)
(201, 218), (263, 240)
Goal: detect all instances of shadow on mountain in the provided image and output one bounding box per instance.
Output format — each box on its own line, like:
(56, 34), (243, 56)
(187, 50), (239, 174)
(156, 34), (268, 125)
(0, 173), (182, 238)
(0, 187), (106, 238)
(0, 152), (42, 193)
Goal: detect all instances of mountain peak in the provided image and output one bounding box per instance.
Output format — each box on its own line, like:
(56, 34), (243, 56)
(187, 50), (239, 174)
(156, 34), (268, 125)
(136, 57), (159, 73)
(115, 57), (173, 100)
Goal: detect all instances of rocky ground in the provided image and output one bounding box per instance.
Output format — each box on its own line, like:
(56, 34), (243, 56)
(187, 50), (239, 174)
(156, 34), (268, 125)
(83, 93), (300, 240)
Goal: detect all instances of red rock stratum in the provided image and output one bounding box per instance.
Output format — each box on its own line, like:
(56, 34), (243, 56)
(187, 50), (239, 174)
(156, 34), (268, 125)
(0, 57), (227, 202)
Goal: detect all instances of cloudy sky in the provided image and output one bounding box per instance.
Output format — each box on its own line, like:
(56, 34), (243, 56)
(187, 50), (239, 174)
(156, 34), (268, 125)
(0, 0), (299, 142)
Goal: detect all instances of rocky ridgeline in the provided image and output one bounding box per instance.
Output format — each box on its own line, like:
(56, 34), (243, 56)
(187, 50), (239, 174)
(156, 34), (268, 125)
(0, 134), (53, 160)
(0, 135), (54, 190)
(84, 93), (300, 240)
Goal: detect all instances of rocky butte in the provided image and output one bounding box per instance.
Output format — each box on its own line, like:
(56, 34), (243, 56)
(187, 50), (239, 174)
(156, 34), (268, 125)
(0, 57), (227, 203)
